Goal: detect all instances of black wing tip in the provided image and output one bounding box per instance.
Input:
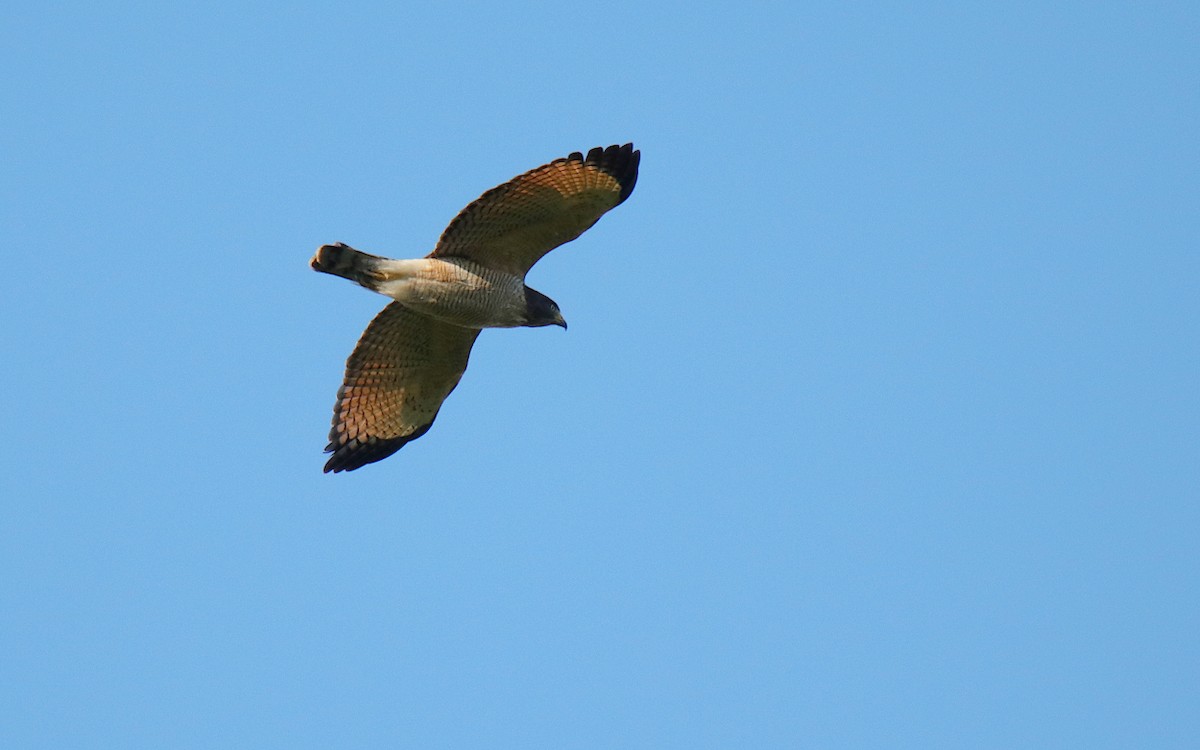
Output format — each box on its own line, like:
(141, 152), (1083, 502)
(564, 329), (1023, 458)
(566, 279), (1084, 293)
(572, 143), (640, 204)
(321, 422), (435, 473)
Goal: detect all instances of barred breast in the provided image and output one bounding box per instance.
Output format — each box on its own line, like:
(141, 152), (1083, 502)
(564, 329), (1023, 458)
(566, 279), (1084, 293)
(373, 257), (529, 329)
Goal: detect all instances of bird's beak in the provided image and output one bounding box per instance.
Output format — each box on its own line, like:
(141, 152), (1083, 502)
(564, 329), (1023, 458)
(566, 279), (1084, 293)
(555, 313), (568, 330)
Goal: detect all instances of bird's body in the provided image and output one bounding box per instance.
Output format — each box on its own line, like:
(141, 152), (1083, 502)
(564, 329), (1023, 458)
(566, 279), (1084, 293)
(311, 143), (640, 472)
(313, 251), (535, 329)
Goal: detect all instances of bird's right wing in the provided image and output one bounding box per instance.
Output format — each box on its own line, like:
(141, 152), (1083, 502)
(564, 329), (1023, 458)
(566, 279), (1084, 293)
(322, 302), (480, 473)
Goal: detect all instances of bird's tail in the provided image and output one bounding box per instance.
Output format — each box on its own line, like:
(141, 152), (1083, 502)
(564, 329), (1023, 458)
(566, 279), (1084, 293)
(310, 243), (388, 291)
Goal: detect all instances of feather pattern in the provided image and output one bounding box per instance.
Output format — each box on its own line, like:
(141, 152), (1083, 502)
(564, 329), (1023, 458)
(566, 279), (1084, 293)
(429, 144), (640, 277)
(323, 302), (480, 473)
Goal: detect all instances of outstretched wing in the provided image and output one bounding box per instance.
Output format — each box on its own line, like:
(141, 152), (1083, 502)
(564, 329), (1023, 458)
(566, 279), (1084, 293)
(428, 143), (640, 277)
(323, 302), (480, 473)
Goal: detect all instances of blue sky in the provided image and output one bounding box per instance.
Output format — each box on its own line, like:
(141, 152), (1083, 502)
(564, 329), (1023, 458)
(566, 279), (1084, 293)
(2, 1), (1197, 747)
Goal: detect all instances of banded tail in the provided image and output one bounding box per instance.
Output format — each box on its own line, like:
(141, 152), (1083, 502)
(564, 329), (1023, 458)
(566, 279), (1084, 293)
(311, 242), (388, 291)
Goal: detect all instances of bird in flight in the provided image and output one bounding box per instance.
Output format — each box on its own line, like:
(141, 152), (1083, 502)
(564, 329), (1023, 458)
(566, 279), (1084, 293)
(311, 143), (640, 472)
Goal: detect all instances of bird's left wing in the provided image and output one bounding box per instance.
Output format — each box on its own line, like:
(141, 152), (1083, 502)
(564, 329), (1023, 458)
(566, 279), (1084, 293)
(428, 144), (640, 277)
(323, 302), (480, 473)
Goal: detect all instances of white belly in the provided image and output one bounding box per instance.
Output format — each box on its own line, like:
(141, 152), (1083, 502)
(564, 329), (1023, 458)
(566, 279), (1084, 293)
(373, 258), (527, 328)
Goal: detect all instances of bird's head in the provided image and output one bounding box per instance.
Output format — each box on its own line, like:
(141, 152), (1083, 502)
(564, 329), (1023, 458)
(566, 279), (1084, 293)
(523, 287), (568, 329)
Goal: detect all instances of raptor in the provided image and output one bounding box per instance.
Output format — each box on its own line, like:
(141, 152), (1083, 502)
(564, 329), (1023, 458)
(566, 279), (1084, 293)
(311, 144), (640, 472)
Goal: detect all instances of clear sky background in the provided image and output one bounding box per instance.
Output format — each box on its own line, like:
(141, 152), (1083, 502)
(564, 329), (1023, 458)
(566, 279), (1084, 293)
(3, 2), (1197, 747)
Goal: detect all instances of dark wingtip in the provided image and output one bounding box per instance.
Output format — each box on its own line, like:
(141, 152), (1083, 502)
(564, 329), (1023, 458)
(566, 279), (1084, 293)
(322, 422), (435, 473)
(582, 142), (640, 204)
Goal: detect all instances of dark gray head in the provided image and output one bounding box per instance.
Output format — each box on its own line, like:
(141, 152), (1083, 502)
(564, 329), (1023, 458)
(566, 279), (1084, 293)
(523, 287), (567, 329)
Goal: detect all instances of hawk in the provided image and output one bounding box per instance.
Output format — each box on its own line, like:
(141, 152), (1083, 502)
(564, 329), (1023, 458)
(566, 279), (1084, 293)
(311, 143), (640, 472)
